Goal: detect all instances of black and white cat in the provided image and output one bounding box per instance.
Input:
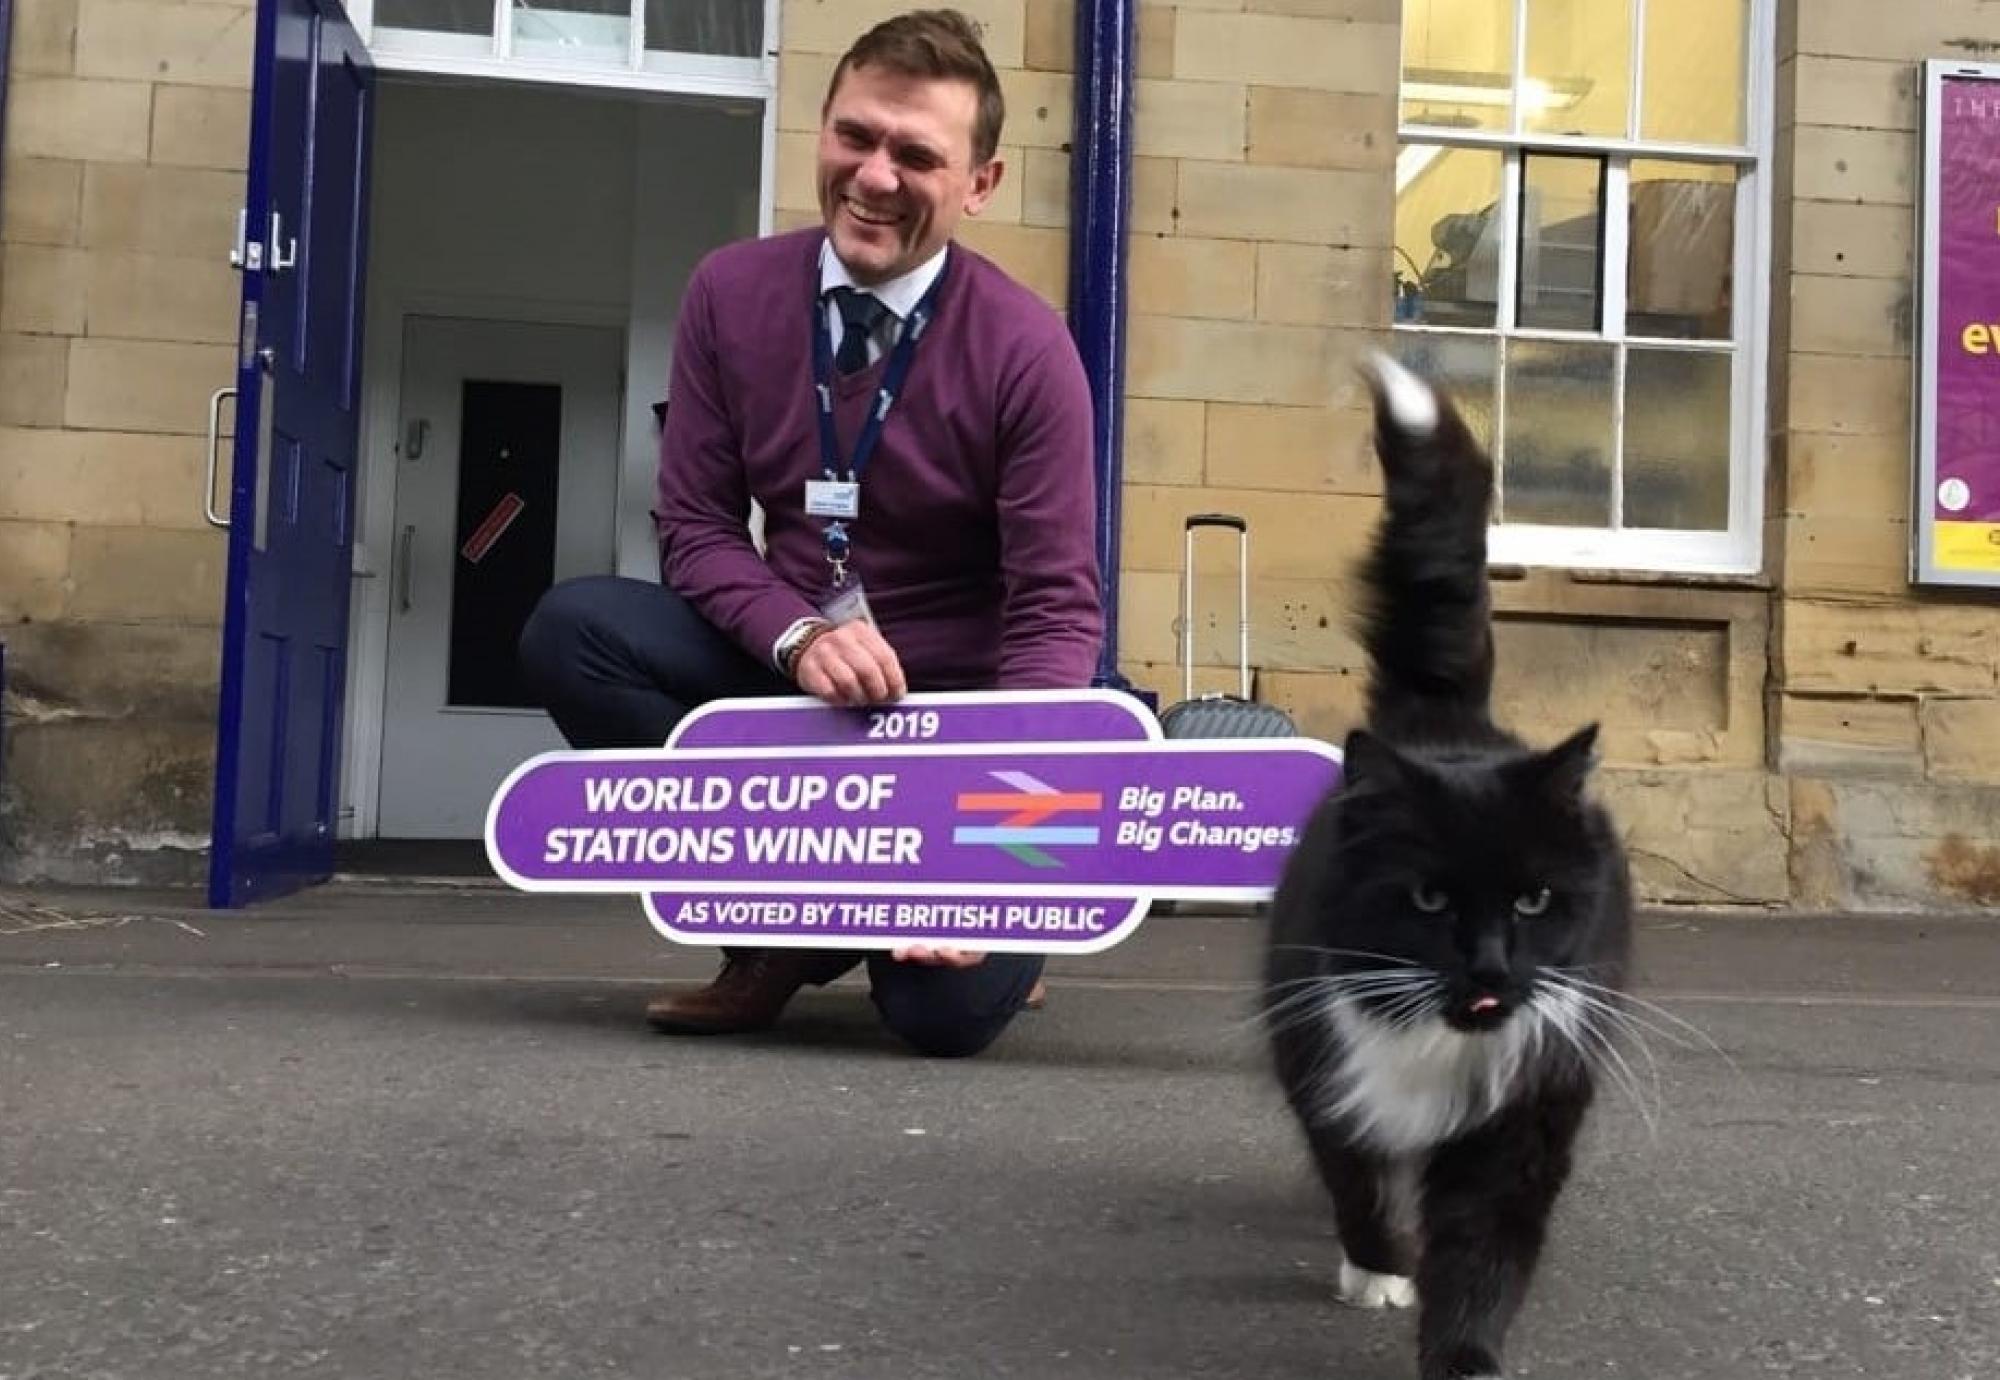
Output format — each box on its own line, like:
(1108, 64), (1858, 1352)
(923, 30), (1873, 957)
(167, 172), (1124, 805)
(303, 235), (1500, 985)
(1263, 355), (1634, 1380)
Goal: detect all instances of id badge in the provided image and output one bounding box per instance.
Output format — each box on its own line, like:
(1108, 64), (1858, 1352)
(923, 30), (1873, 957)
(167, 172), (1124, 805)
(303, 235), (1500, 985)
(819, 580), (875, 627)
(804, 479), (860, 520)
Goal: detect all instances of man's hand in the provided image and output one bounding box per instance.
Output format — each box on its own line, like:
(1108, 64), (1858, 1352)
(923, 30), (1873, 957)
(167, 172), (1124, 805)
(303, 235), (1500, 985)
(794, 620), (908, 706)
(890, 944), (987, 969)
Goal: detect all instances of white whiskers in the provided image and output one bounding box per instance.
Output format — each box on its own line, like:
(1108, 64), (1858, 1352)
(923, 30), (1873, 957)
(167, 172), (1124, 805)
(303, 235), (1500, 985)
(1529, 967), (1737, 1139)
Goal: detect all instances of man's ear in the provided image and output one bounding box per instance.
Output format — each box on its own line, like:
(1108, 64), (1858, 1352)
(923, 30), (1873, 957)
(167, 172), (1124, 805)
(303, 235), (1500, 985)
(964, 155), (1004, 216)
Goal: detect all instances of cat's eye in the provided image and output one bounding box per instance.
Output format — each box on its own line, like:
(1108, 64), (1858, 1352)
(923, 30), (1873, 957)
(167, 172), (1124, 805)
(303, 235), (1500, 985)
(1410, 884), (1450, 914)
(1514, 888), (1553, 917)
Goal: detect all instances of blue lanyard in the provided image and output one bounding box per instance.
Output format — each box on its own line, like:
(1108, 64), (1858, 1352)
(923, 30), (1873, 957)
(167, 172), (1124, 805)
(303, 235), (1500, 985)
(811, 253), (951, 484)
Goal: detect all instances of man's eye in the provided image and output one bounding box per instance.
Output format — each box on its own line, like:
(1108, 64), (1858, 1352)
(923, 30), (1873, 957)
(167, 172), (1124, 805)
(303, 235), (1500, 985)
(1410, 884), (1449, 914)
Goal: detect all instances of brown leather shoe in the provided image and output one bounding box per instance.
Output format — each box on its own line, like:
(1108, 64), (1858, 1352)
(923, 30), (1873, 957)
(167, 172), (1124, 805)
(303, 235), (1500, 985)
(645, 952), (823, 1034)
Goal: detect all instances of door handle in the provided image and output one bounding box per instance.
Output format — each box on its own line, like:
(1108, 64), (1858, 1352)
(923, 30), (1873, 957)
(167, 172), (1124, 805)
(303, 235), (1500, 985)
(398, 525), (416, 612)
(268, 211), (298, 274)
(404, 418), (429, 459)
(205, 387), (236, 528)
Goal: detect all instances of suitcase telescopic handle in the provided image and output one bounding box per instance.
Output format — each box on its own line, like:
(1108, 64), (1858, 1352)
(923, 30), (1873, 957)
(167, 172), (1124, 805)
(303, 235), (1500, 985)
(1181, 512), (1252, 702)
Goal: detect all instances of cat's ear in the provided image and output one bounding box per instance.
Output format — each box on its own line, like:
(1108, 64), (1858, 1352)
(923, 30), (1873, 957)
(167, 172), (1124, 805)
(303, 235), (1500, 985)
(1341, 729), (1409, 795)
(1531, 723), (1600, 804)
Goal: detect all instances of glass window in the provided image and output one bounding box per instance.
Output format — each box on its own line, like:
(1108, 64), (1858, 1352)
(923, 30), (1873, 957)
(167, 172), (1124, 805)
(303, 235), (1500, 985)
(1395, 332), (1500, 453)
(514, 0), (630, 65)
(377, 0), (491, 35)
(1401, 0), (1516, 133)
(1502, 339), (1615, 526)
(645, 0), (762, 58)
(1523, 0), (1631, 139)
(1642, 0), (1747, 145)
(372, 0), (767, 69)
(1627, 161), (1736, 340)
(1623, 349), (1731, 530)
(1518, 153), (1602, 332)
(1391, 0), (1765, 571)
(1395, 145), (1504, 328)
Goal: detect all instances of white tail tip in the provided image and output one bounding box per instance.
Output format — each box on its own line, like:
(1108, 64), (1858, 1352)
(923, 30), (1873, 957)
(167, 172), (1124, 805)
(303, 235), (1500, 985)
(1365, 351), (1440, 439)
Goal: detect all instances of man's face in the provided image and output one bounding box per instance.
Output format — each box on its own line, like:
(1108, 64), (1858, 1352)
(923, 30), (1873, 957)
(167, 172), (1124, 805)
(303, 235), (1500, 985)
(817, 62), (1003, 286)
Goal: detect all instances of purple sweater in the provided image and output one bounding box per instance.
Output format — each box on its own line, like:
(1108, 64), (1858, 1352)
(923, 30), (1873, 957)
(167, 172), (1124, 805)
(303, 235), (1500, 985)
(655, 229), (1103, 691)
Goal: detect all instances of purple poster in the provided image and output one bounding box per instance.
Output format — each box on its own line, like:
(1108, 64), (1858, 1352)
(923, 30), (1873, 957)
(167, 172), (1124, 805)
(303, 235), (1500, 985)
(482, 691), (1344, 953)
(1919, 66), (2000, 585)
(489, 742), (1338, 893)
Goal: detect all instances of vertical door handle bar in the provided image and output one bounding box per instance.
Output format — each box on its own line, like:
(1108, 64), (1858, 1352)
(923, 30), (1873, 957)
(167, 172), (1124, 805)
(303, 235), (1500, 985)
(205, 387), (236, 529)
(398, 525), (416, 612)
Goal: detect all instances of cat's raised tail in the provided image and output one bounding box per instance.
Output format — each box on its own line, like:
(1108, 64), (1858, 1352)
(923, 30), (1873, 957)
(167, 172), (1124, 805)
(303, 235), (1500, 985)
(1354, 352), (1498, 745)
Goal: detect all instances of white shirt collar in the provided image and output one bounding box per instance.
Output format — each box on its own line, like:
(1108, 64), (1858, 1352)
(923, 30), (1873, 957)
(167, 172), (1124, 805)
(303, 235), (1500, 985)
(818, 239), (949, 321)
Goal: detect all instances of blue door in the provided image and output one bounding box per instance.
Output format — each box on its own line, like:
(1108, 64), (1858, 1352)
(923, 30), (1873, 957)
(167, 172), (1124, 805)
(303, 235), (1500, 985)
(208, 0), (374, 907)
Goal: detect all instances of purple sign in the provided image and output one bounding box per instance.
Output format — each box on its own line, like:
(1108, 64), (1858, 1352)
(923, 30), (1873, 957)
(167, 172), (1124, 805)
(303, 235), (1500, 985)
(671, 689), (1158, 750)
(489, 741), (1339, 893)
(481, 692), (1344, 952)
(639, 891), (1142, 955)
(1918, 66), (2000, 586)
(658, 691), (1154, 950)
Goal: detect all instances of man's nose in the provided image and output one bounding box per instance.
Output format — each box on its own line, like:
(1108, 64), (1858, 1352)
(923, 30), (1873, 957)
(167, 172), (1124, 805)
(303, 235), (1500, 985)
(853, 147), (897, 195)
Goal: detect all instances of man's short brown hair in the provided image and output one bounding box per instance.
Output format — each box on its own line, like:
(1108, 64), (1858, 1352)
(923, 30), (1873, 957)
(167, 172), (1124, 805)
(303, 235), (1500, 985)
(824, 8), (1006, 166)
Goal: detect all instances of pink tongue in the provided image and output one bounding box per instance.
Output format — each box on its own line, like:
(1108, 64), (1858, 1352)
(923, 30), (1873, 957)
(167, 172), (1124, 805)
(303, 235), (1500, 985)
(1470, 996), (1500, 1015)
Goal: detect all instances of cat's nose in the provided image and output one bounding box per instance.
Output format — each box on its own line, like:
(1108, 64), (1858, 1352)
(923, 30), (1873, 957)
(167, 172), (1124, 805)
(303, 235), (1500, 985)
(1468, 936), (1511, 992)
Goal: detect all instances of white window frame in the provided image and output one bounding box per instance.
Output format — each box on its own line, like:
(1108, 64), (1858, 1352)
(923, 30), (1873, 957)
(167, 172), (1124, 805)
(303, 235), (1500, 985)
(1395, 0), (1775, 576)
(345, 0), (779, 106)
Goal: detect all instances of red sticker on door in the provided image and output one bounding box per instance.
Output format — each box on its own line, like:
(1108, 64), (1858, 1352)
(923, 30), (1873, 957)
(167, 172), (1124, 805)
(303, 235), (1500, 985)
(461, 492), (526, 565)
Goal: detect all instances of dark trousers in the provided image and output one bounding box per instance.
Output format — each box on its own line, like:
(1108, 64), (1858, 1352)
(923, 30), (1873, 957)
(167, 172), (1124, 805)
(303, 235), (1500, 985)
(518, 575), (1044, 1058)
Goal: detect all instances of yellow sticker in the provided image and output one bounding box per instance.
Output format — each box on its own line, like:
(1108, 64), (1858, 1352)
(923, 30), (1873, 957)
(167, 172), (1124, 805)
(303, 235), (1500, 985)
(1933, 520), (2000, 572)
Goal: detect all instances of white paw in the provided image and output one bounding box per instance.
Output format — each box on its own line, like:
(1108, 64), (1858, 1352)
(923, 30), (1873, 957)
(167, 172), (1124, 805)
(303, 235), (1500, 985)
(1337, 1260), (1417, 1310)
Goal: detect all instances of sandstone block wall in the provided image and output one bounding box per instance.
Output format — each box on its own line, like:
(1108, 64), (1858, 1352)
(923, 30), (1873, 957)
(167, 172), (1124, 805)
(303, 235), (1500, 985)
(0, 0), (250, 880)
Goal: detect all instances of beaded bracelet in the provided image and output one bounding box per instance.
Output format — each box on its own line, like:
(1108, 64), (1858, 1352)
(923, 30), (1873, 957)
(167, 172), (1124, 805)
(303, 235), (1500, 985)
(779, 619), (834, 678)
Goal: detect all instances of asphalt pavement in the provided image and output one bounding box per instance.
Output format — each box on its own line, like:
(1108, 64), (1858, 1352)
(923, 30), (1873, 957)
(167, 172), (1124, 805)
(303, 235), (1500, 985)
(2, 882), (1997, 1379)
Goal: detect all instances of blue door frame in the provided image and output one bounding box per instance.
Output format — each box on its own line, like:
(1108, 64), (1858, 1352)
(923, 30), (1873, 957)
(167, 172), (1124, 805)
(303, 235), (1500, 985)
(209, 0), (374, 907)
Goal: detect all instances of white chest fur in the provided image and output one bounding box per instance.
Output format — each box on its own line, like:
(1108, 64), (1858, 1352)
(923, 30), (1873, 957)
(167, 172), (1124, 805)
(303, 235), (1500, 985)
(1319, 1005), (1539, 1154)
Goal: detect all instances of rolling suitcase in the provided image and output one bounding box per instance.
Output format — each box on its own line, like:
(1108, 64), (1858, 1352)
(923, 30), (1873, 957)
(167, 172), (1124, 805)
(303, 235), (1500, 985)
(1159, 514), (1298, 740)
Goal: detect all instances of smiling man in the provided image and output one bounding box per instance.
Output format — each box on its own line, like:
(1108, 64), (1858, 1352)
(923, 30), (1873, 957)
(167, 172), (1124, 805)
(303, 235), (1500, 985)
(519, 10), (1102, 1057)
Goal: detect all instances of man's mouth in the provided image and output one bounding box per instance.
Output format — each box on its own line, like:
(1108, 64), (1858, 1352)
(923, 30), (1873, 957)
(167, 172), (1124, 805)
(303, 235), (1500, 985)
(842, 197), (901, 229)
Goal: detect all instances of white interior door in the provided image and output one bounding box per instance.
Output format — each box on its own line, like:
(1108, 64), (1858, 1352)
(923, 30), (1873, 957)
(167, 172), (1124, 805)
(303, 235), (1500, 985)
(377, 316), (624, 837)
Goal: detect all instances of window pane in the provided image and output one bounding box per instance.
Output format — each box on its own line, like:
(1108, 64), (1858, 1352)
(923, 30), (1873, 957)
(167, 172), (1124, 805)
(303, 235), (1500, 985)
(1501, 339), (1614, 526)
(377, 0), (491, 35)
(1523, 0), (1632, 138)
(512, 0), (628, 63)
(1628, 161), (1736, 340)
(1401, 0), (1515, 132)
(646, 0), (762, 58)
(1624, 348), (1731, 530)
(514, 0), (629, 64)
(1642, 0), (1747, 145)
(1396, 145), (1503, 328)
(1394, 331), (1499, 454)
(1518, 154), (1602, 332)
